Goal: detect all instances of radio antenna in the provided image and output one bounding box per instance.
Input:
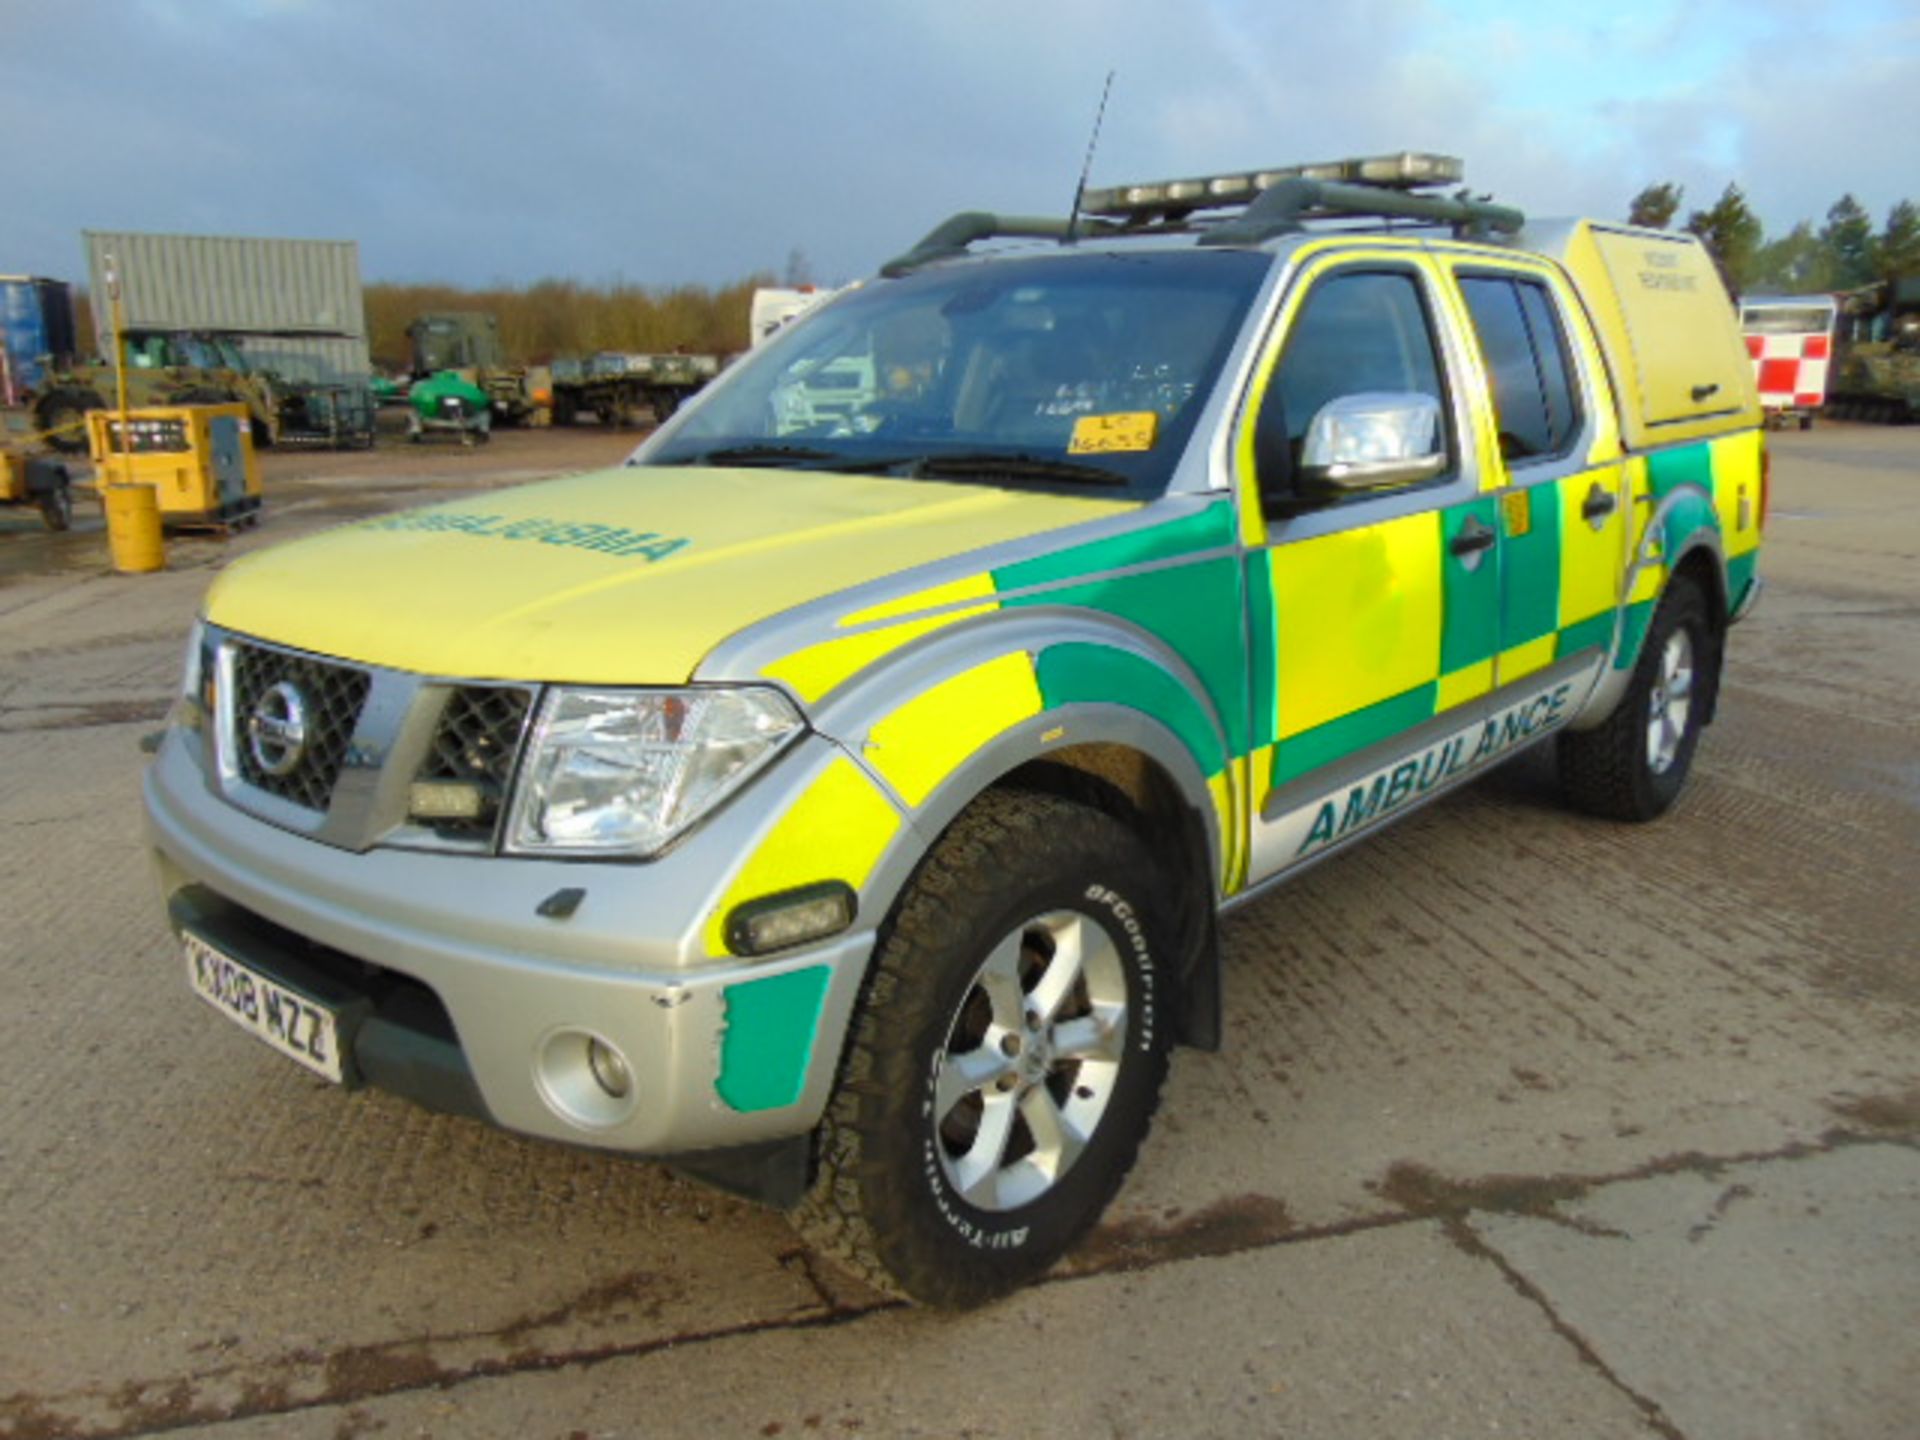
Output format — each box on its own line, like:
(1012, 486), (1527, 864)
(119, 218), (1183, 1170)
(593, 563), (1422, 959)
(1064, 70), (1116, 245)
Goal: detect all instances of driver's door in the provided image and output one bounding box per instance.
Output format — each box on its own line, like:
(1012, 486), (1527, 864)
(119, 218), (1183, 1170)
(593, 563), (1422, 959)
(1236, 254), (1504, 886)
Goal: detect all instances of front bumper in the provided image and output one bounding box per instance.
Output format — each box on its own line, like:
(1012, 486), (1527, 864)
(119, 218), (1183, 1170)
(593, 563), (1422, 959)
(145, 727), (874, 1156)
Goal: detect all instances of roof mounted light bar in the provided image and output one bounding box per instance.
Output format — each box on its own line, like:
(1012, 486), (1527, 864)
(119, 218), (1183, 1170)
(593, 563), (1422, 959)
(877, 152), (1522, 276)
(1081, 151), (1464, 219)
(1198, 176), (1524, 246)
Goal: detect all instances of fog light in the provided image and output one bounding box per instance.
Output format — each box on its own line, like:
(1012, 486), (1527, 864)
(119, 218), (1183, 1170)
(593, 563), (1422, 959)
(726, 882), (857, 957)
(534, 1029), (637, 1129)
(588, 1037), (632, 1098)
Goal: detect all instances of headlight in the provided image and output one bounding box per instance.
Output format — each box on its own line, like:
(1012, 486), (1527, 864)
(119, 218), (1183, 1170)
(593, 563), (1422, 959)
(180, 619), (206, 699)
(173, 618), (209, 733)
(506, 687), (803, 857)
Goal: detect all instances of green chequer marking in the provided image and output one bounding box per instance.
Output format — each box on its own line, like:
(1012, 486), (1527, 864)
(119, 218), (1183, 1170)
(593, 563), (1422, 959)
(992, 502), (1237, 591)
(1501, 484), (1562, 650)
(997, 503), (1249, 756)
(1247, 551), (1278, 751)
(1556, 610), (1616, 661)
(1272, 682), (1437, 787)
(1035, 643), (1227, 776)
(715, 965), (831, 1112)
(1614, 598), (1654, 670)
(1440, 496), (1500, 675)
(1645, 442), (1713, 497)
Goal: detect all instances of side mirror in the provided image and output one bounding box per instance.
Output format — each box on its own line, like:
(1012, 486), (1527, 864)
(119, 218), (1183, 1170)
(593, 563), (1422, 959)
(1299, 392), (1444, 492)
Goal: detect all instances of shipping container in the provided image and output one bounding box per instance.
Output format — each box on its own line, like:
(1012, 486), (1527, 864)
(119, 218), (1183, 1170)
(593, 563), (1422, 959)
(0, 276), (77, 401)
(83, 231), (366, 355)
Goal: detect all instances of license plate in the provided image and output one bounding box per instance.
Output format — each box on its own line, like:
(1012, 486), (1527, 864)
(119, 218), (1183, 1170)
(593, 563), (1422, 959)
(184, 932), (345, 1083)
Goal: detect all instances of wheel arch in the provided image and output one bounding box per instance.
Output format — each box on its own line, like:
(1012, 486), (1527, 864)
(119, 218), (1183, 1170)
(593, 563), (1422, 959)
(1667, 542), (1728, 726)
(1578, 492), (1729, 730)
(990, 738), (1224, 1049)
(746, 609), (1238, 1046)
(848, 697), (1227, 1056)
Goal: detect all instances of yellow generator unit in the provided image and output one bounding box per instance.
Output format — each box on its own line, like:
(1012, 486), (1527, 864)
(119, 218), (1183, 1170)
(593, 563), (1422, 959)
(87, 403), (261, 530)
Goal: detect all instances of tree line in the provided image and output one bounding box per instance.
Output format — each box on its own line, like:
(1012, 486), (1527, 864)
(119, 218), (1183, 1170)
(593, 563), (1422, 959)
(1628, 182), (1919, 296)
(361, 275), (774, 372)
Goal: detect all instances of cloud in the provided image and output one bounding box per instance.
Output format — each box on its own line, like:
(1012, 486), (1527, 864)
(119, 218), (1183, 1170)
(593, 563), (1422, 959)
(0, 0), (1911, 292)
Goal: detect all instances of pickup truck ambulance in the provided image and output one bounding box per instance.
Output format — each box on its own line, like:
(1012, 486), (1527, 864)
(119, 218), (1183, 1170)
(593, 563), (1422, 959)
(145, 152), (1765, 1305)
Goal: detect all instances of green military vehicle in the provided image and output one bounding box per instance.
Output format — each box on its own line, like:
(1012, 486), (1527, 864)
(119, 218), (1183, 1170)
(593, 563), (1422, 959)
(405, 312), (549, 427)
(1828, 278), (1920, 422)
(33, 331), (279, 452)
(32, 330), (374, 453)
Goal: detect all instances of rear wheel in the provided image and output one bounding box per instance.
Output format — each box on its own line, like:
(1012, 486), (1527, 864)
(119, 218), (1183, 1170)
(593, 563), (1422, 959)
(1559, 576), (1718, 820)
(793, 789), (1171, 1307)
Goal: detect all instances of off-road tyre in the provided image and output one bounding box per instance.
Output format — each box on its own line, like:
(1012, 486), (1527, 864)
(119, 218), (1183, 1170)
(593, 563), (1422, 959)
(792, 788), (1171, 1307)
(1558, 575), (1718, 821)
(34, 388), (103, 454)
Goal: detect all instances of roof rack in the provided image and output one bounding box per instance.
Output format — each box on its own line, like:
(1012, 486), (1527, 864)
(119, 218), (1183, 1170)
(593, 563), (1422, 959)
(879, 213), (1127, 279)
(879, 152), (1524, 275)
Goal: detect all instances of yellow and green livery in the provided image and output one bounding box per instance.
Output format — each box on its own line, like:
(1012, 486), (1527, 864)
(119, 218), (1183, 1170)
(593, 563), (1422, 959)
(146, 155), (1763, 1307)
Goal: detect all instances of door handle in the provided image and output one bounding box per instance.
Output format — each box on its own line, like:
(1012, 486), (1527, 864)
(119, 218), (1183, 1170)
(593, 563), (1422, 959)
(1691, 382), (1721, 402)
(1581, 482), (1617, 527)
(1449, 517), (1495, 570)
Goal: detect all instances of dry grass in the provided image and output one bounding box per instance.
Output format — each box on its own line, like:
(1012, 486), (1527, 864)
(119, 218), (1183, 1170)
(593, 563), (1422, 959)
(363, 275), (771, 370)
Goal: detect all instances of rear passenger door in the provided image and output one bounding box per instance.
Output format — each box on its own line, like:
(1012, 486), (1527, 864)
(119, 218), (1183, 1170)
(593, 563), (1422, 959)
(1445, 263), (1629, 687)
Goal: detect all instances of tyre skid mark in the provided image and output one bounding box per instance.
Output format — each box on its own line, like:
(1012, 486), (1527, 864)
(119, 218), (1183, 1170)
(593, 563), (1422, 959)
(0, 698), (171, 734)
(9, 1122), (1915, 1440)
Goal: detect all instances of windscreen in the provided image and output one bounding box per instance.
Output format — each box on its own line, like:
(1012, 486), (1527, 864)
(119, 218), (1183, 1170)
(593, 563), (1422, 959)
(644, 250), (1268, 498)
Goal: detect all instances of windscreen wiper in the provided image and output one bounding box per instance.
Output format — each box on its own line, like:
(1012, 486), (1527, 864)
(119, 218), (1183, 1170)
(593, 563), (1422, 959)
(687, 443), (842, 466)
(903, 452), (1131, 487)
(684, 444), (939, 474)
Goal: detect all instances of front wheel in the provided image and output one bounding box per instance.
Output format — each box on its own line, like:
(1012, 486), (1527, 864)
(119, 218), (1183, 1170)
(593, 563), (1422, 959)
(34, 389), (102, 454)
(1559, 575), (1718, 820)
(793, 789), (1171, 1307)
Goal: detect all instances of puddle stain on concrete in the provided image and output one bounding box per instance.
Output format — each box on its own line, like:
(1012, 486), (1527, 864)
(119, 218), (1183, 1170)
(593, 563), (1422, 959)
(1826, 1083), (1920, 1133)
(8, 1105), (1917, 1439)
(1064, 1193), (1297, 1274)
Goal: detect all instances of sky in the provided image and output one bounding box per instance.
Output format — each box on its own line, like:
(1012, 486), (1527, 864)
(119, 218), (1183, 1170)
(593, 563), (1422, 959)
(3, 0), (1914, 292)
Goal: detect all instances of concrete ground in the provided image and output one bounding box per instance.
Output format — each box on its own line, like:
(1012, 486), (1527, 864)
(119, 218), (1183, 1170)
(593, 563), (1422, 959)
(0, 423), (1914, 1440)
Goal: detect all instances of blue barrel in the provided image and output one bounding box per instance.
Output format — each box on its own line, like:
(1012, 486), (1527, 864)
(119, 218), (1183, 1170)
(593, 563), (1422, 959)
(0, 277), (76, 394)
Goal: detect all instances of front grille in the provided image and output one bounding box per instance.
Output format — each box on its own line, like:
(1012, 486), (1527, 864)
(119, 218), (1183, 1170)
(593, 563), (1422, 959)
(412, 685), (534, 841)
(229, 642), (372, 812)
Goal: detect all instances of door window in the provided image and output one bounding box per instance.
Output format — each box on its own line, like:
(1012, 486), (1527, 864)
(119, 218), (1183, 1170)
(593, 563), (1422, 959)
(1457, 275), (1581, 463)
(1257, 269), (1452, 509)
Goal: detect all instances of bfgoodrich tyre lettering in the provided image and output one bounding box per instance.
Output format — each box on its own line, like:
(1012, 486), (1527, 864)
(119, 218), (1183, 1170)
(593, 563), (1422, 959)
(792, 789), (1171, 1306)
